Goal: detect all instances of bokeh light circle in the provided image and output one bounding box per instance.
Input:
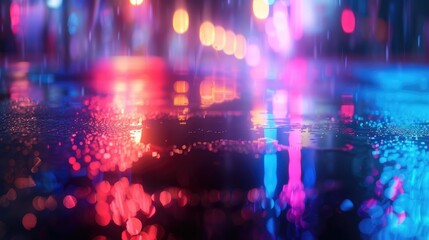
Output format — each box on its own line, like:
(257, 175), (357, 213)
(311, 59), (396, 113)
(22, 213), (37, 230)
(47, 0), (63, 9)
(253, 0), (269, 20)
(341, 9), (356, 34)
(130, 0), (144, 6)
(173, 9), (189, 34)
(223, 30), (236, 55)
(199, 21), (215, 46)
(213, 26), (226, 51)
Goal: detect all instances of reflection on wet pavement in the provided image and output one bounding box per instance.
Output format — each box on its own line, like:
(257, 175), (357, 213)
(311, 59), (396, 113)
(1, 58), (429, 240)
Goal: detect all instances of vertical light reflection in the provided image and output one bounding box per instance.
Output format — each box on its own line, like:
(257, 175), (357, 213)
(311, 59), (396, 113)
(340, 94), (355, 123)
(290, 0), (304, 40)
(273, 90), (288, 120)
(279, 59), (309, 224)
(282, 91), (306, 223)
(288, 109), (302, 188)
(173, 80), (190, 124)
(259, 75), (280, 237)
(199, 75), (238, 107)
(264, 121), (278, 198)
(290, 0), (314, 40)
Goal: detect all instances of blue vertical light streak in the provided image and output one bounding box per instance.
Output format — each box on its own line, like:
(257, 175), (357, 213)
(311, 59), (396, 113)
(264, 153), (277, 198)
(264, 114), (278, 198)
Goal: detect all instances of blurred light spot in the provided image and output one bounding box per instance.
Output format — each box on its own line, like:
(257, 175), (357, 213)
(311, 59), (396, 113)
(266, 218), (275, 236)
(264, 153), (277, 198)
(31, 157), (42, 173)
(47, 0), (62, 9)
(268, 6), (293, 54)
(45, 195), (57, 210)
(10, 2), (20, 34)
(95, 213), (111, 227)
(22, 213), (37, 230)
(273, 90), (288, 119)
(341, 9), (355, 34)
(247, 188), (261, 203)
(160, 191), (172, 207)
(126, 217), (142, 236)
(272, 2), (288, 28)
(32, 196), (46, 211)
(130, 0), (144, 6)
(173, 81), (189, 93)
(172, 9), (189, 34)
(199, 76), (238, 106)
(122, 230), (131, 240)
(251, 110), (268, 127)
(359, 218), (376, 234)
(253, 0), (269, 20)
(6, 188), (17, 201)
(234, 34), (247, 59)
(130, 129), (142, 144)
(72, 162), (81, 171)
(63, 195), (77, 209)
(200, 79), (214, 106)
(199, 21), (215, 46)
(173, 95), (189, 106)
(223, 31), (236, 55)
(213, 26), (226, 51)
(84, 155), (92, 163)
(68, 13), (79, 35)
(143, 225), (161, 239)
(341, 98), (355, 120)
(290, 0), (304, 39)
(290, 0), (314, 39)
(265, 16), (276, 37)
(69, 156), (76, 165)
(15, 177), (36, 189)
(340, 199), (354, 212)
(245, 44), (261, 67)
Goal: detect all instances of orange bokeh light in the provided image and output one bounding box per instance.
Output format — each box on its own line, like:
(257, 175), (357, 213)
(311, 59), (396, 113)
(253, 0), (269, 20)
(173, 95), (189, 106)
(223, 30), (236, 55)
(199, 21), (215, 46)
(200, 76), (238, 106)
(173, 81), (189, 93)
(213, 26), (226, 51)
(172, 9), (189, 34)
(234, 34), (247, 59)
(130, 0), (144, 6)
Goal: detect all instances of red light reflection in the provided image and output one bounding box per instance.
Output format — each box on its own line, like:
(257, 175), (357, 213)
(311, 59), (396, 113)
(94, 178), (155, 236)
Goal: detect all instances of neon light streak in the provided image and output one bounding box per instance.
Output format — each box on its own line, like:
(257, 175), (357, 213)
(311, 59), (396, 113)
(264, 114), (278, 198)
(264, 153), (278, 198)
